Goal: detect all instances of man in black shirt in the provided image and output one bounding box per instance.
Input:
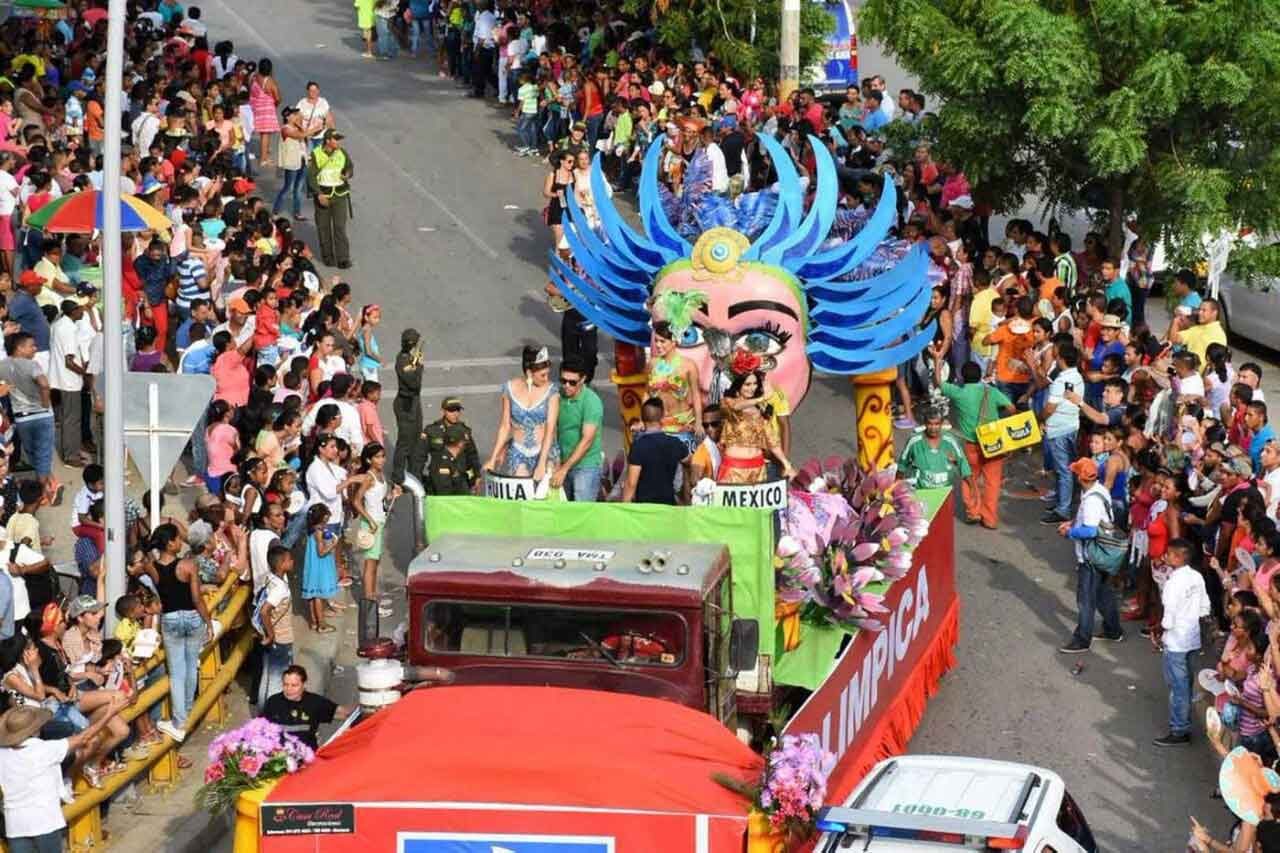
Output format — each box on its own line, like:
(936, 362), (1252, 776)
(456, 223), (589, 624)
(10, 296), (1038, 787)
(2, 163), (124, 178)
(623, 398), (691, 505)
(260, 665), (354, 750)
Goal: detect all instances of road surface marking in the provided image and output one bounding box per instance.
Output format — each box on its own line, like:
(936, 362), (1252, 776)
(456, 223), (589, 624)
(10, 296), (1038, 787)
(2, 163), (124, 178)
(208, 0), (500, 260)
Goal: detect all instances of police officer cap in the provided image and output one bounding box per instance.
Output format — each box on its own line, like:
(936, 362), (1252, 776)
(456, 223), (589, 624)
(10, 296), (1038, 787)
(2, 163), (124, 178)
(442, 396), (464, 411)
(401, 328), (421, 347)
(444, 423), (468, 444)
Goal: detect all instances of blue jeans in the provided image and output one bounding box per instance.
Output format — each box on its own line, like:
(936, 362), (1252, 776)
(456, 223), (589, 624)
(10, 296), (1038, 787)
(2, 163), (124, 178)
(13, 411), (54, 477)
(1163, 649), (1194, 736)
(408, 17), (433, 54)
(516, 114), (538, 150)
(231, 150), (250, 178)
(585, 112), (606, 150)
(375, 17), (398, 57)
(8, 831), (64, 853)
(257, 641), (293, 707)
(564, 465), (602, 502)
(272, 168), (305, 217)
(160, 610), (205, 728)
(1044, 431), (1077, 518)
(1071, 561), (1120, 646)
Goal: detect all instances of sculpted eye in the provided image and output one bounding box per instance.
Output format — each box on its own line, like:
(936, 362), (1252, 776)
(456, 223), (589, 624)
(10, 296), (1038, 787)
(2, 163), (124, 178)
(734, 322), (792, 356)
(678, 324), (705, 348)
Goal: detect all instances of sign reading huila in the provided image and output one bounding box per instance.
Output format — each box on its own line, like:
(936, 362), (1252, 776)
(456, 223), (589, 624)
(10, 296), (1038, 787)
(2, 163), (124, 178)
(548, 127), (936, 471)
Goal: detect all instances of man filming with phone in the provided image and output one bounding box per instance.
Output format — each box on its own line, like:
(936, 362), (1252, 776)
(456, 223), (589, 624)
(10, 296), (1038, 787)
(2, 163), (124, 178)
(1038, 342), (1084, 525)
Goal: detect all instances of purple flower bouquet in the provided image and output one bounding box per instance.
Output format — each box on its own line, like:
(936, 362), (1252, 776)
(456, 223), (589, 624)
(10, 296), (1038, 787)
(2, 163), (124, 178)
(195, 718), (316, 814)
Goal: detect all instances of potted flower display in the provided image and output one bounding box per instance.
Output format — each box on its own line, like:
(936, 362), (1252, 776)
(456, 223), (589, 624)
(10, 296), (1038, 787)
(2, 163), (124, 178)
(716, 733), (836, 849)
(195, 717), (316, 815)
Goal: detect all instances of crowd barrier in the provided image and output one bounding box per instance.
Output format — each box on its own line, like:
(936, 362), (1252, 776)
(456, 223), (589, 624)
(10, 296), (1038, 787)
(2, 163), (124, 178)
(0, 572), (255, 851)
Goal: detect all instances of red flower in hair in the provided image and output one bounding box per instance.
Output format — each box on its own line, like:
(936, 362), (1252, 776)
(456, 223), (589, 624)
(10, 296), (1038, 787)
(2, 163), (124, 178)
(731, 350), (762, 376)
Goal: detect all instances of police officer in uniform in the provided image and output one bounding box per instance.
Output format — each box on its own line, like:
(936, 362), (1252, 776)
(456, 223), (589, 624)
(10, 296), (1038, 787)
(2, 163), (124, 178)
(426, 424), (473, 495)
(391, 328), (424, 485)
(415, 396), (480, 488)
(306, 128), (354, 269)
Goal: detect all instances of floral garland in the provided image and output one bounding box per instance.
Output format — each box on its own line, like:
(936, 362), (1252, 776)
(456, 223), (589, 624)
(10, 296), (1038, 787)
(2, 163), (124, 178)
(195, 718), (316, 815)
(777, 458), (929, 636)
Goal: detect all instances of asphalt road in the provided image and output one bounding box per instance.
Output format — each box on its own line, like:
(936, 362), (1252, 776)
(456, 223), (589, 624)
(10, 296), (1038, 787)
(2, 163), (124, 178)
(202, 2), (1235, 849)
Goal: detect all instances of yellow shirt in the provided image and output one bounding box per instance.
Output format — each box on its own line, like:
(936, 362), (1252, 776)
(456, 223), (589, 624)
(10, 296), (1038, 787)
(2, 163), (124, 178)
(114, 617), (140, 654)
(969, 287), (999, 359)
(5, 513), (39, 548)
(1179, 321), (1227, 366)
(33, 258), (68, 308)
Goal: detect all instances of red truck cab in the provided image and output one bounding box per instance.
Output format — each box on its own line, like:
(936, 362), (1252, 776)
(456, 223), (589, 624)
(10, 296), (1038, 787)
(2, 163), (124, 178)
(406, 534), (758, 724)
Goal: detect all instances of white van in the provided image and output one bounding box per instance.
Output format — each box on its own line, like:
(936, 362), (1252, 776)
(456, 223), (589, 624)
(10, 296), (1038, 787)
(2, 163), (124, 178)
(814, 756), (1097, 852)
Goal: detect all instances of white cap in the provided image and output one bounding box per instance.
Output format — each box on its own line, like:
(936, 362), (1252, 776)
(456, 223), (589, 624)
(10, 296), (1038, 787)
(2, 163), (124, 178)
(949, 195), (974, 210)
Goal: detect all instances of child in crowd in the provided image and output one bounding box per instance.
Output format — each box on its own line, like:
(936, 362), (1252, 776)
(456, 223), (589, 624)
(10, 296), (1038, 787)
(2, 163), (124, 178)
(301, 504), (339, 633)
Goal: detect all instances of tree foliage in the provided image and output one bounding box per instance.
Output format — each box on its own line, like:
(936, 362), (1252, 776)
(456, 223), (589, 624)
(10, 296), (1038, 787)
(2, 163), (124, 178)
(623, 0), (833, 83)
(858, 0), (1280, 272)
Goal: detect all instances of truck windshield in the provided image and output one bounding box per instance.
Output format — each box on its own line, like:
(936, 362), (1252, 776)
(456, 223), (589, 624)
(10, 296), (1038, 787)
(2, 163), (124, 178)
(423, 601), (687, 667)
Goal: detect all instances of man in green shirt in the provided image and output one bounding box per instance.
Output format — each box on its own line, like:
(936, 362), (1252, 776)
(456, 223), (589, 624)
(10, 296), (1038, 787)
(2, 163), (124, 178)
(935, 355), (1016, 529)
(897, 405), (971, 493)
(551, 359), (604, 501)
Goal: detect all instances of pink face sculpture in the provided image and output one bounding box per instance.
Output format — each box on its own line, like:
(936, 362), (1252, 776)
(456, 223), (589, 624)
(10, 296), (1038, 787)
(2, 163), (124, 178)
(652, 259), (811, 409)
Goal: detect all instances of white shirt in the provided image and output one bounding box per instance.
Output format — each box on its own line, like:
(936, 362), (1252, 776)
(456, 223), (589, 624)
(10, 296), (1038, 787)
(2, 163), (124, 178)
(0, 550), (29, 622)
(1264, 466), (1280, 520)
(47, 315), (83, 392)
(305, 458), (346, 524)
(0, 737), (69, 838)
(0, 169), (18, 217)
(1176, 373), (1205, 399)
(72, 485), (102, 529)
(472, 9), (497, 46)
(704, 142), (729, 193)
(1072, 483), (1111, 562)
(1160, 563), (1210, 652)
(131, 111), (160, 154)
(249, 527), (280, 595)
(333, 399), (364, 454)
(294, 96), (331, 140)
(76, 308), (102, 376)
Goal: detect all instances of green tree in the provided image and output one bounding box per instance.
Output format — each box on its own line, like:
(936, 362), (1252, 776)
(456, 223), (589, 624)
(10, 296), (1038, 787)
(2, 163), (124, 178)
(858, 0), (1280, 272)
(623, 0), (833, 83)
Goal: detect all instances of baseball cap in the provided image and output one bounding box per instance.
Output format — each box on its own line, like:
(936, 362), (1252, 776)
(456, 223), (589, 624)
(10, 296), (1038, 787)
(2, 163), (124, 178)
(18, 270), (42, 286)
(442, 396), (464, 412)
(1068, 457), (1099, 480)
(1228, 456), (1254, 477)
(401, 328), (421, 348)
(139, 175), (163, 195)
(301, 270), (320, 293)
(75, 283), (98, 298)
(228, 296), (251, 314)
(66, 595), (105, 620)
(232, 177), (256, 195)
(948, 194), (974, 210)
(571, 121), (586, 132)
(322, 129), (345, 141)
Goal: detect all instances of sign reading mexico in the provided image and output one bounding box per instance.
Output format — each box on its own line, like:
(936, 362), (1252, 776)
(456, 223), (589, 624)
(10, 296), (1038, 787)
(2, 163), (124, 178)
(399, 833), (615, 852)
(711, 479), (788, 510)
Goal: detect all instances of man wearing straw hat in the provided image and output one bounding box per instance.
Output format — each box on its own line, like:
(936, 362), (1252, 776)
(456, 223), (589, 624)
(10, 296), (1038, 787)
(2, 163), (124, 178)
(0, 701), (121, 850)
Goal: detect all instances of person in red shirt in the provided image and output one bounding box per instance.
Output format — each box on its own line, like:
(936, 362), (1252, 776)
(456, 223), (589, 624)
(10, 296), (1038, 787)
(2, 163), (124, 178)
(254, 287), (281, 367)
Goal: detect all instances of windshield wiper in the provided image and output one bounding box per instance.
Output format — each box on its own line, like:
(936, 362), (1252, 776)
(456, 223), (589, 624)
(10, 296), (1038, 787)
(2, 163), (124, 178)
(578, 631), (623, 668)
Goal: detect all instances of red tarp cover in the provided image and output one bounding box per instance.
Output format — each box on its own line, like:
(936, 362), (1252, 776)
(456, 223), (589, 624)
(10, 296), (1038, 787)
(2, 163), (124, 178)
(268, 685), (763, 815)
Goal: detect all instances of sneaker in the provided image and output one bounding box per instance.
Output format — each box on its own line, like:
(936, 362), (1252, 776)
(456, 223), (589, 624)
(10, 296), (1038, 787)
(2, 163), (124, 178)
(1139, 625), (1153, 638)
(1094, 630), (1125, 643)
(1039, 511), (1068, 524)
(1039, 491), (1057, 503)
(1058, 639), (1090, 654)
(156, 720), (186, 743)
(892, 416), (917, 429)
(1153, 732), (1191, 747)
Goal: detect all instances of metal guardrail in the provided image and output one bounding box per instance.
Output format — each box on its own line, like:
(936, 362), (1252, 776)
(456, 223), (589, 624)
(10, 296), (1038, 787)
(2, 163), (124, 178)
(0, 572), (255, 851)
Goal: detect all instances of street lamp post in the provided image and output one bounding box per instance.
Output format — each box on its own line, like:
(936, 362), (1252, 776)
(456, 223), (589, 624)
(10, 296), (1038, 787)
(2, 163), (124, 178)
(101, 0), (127, 629)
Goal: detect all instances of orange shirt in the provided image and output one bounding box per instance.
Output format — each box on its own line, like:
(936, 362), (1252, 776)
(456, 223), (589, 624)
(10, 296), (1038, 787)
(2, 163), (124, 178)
(986, 321), (1034, 384)
(85, 100), (104, 141)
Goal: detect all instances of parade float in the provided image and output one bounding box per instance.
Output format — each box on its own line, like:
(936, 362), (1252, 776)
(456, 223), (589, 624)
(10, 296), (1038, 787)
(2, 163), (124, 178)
(228, 131), (958, 852)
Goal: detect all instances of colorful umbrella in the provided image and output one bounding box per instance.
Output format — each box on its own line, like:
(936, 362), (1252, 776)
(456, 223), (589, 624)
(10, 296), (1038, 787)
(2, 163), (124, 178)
(25, 190), (171, 234)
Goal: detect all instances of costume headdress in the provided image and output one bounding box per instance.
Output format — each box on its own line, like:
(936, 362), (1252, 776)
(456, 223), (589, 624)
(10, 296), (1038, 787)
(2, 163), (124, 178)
(548, 133), (935, 376)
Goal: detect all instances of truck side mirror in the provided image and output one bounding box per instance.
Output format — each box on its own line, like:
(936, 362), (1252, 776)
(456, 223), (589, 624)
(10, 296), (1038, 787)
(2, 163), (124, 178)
(729, 619), (759, 674)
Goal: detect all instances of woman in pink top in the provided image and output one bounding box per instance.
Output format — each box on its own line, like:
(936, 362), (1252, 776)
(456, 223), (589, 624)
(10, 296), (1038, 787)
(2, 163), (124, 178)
(211, 332), (250, 406)
(204, 400), (239, 495)
(248, 59), (282, 165)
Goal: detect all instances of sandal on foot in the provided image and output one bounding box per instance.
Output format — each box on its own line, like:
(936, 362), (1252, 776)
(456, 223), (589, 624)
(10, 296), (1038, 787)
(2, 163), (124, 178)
(336, 576), (353, 588)
(177, 755), (193, 769)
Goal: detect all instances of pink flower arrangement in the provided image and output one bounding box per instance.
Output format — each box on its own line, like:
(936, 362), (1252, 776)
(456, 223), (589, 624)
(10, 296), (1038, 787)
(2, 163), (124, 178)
(195, 718), (315, 814)
(716, 734), (836, 840)
(779, 458), (929, 633)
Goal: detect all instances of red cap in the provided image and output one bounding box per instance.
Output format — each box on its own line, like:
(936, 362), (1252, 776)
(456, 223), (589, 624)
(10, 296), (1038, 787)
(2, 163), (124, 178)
(18, 270), (42, 286)
(1068, 457), (1098, 481)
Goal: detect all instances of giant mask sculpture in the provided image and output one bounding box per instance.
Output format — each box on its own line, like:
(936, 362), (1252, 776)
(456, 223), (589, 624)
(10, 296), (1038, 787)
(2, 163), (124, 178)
(548, 131), (935, 423)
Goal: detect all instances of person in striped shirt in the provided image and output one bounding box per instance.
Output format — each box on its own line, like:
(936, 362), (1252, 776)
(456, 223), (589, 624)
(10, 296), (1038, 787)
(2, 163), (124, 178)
(174, 252), (208, 323)
(1051, 232), (1078, 293)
